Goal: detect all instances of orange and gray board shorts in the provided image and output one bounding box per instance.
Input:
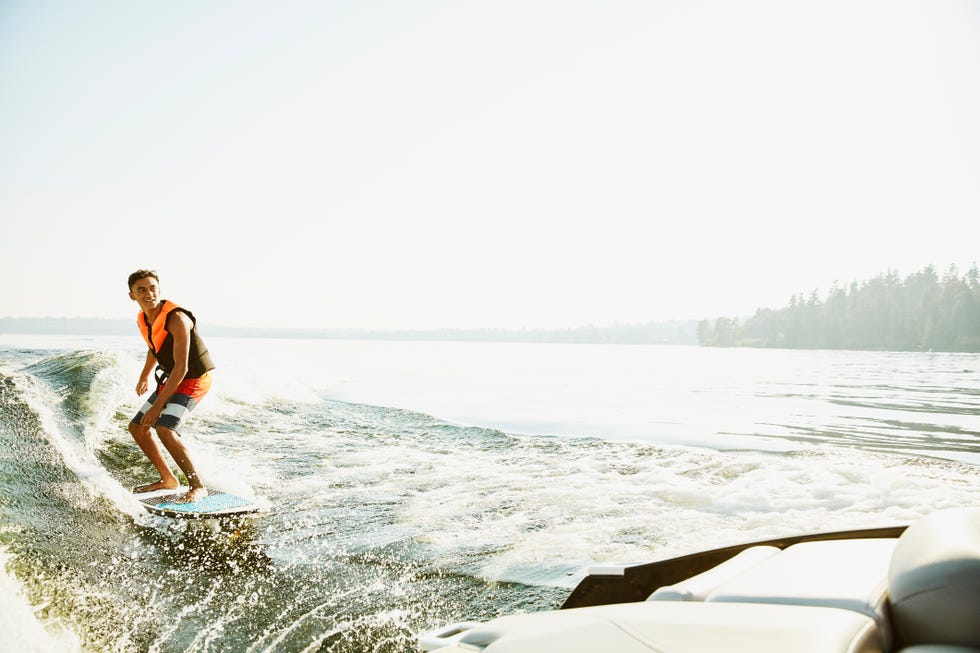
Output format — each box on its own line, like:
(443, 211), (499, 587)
(130, 373), (212, 432)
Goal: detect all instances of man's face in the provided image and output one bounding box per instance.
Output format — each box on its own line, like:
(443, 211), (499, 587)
(129, 277), (161, 311)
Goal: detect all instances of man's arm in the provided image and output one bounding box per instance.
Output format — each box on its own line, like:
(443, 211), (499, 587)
(137, 350), (156, 395)
(140, 312), (193, 427)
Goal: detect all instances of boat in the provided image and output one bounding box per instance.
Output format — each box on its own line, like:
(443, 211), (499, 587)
(418, 507), (979, 652)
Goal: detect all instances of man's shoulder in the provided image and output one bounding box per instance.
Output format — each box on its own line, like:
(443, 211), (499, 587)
(165, 306), (195, 331)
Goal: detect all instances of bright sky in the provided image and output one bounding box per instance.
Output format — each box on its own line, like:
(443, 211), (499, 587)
(2, 1), (979, 330)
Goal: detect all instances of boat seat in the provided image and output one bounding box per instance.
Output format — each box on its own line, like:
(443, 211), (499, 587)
(647, 545), (781, 601)
(705, 538), (898, 648)
(888, 507), (980, 650)
(441, 601), (881, 653)
(897, 648), (980, 653)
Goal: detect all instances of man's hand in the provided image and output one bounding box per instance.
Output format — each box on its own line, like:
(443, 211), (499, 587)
(137, 350), (156, 396)
(141, 404), (162, 427)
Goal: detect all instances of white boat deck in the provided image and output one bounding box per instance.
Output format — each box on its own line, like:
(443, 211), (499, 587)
(419, 507), (980, 653)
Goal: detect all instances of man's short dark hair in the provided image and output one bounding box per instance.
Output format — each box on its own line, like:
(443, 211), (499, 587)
(128, 269), (159, 290)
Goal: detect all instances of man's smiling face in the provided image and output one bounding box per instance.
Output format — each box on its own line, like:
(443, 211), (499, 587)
(129, 276), (161, 312)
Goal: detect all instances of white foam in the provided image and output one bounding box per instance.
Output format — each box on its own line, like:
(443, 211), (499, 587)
(178, 337), (980, 587)
(10, 372), (145, 519)
(80, 351), (141, 452)
(398, 441), (979, 587)
(178, 432), (263, 502)
(0, 548), (82, 653)
(3, 335), (979, 591)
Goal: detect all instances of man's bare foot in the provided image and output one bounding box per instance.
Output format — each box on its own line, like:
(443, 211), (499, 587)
(174, 486), (208, 504)
(134, 479), (180, 493)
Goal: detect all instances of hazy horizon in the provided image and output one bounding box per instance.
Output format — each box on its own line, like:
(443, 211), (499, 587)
(3, 1), (978, 331)
(1, 262), (972, 335)
(0, 316), (698, 335)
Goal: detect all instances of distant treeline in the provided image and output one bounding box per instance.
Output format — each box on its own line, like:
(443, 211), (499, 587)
(698, 265), (980, 352)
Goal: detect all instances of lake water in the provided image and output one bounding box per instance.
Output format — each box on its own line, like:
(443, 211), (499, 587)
(1, 335), (977, 652)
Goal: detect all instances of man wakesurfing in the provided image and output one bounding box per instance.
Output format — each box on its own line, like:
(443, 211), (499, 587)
(127, 269), (215, 504)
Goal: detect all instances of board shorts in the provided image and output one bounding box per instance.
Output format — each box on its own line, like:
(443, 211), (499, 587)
(130, 372), (212, 432)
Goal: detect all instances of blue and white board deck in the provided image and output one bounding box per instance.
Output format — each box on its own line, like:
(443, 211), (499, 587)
(135, 486), (260, 519)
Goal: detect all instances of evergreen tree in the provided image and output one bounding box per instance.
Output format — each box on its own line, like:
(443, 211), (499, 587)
(699, 264), (980, 352)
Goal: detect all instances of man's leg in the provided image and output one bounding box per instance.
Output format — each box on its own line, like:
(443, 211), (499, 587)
(128, 421), (180, 492)
(155, 426), (208, 503)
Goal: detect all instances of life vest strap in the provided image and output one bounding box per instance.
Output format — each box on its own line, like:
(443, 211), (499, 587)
(154, 366), (169, 390)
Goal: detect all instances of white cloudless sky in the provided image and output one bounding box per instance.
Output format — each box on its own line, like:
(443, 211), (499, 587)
(2, 0), (979, 330)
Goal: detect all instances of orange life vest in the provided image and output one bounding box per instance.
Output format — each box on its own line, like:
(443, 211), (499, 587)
(137, 300), (215, 380)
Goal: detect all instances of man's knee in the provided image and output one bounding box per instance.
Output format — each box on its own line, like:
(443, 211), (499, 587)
(155, 426), (180, 444)
(129, 422), (151, 439)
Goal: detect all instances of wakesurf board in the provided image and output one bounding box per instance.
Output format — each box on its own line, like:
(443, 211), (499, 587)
(135, 486), (260, 519)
